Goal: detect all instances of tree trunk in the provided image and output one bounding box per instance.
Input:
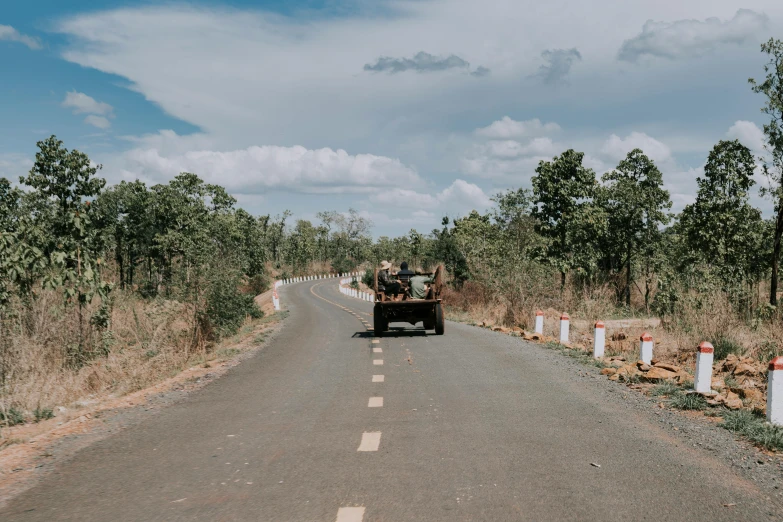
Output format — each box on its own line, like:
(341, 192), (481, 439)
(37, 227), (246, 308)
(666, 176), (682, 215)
(771, 197), (783, 307)
(560, 270), (566, 292)
(128, 251), (135, 288)
(116, 249), (125, 290)
(625, 244), (632, 307)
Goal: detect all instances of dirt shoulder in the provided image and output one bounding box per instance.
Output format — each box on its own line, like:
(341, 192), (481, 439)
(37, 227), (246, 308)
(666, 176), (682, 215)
(0, 308), (287, 509)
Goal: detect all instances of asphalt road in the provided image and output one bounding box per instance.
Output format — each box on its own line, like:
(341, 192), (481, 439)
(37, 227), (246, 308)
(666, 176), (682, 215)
(2, 280), (780, 521)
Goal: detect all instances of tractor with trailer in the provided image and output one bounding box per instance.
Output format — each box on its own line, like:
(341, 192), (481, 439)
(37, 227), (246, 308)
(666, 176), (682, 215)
(372, 265), (445, 336)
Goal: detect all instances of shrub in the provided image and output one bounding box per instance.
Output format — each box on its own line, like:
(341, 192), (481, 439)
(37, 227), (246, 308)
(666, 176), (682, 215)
(720, 410), (783, 452)
(362, 270), (374, 288)
(204, 272), (263, 341)
(669, 393), (707, 410)
(720, 409), (763, 432)
(651, 382), (681, 397)
(711, 336), (744, 360)
(1, 407), (25, 426)
(34, 407), (54, 422)
(331, 256), (356, 275)
(248, 274), (269, 295)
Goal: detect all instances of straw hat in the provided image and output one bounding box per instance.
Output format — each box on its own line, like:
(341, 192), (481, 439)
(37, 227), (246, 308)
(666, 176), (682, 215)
(380, 260), (392, 270)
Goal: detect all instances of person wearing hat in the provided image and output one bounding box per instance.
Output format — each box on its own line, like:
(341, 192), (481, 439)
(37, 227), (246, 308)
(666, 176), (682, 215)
(378, 260), (401, 297)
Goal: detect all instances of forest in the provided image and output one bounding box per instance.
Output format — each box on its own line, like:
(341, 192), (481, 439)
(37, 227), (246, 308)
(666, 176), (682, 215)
(1, 38), (783, 426)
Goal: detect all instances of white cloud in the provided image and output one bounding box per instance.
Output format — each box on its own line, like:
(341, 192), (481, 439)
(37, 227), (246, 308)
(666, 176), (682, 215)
(438, 179), (493, 209)
(462, 117), (565, 180)
(0, 153), (32, 181)
(0, 24), (42, 50)
(371, 189), (437, 208)
(112, 135), (423, 195)
(84, 115), (112, 129)
(62, 91), (114, 116)
(618, 9), (768, 62)
(370, 179), (491, 213)
(600, 132), (672, 163)
(475, 117), (560, 140)
(726, 120), (766, 152)
(46, 2), (783, 230)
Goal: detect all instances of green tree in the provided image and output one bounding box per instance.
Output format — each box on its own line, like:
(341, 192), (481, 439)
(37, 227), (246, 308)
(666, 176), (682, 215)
(20, 136), (111, 364)
(601, 149), (671, 307)
(532, 149), (604, 289)
(680, 140), (765, 305)
(749, 38), (783, 307)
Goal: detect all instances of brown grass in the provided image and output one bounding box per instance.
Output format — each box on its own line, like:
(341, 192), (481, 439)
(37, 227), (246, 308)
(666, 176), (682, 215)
(0, 289), (266, 422)
(443, 270), (783, 366)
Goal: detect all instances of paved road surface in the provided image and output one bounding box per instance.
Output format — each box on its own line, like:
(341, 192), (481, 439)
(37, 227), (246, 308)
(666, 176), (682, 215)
(2, 280), (779, 520)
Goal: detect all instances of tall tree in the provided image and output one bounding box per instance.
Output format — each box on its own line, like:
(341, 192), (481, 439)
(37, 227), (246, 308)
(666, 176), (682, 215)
(532, 149), (603, 289)
(602, 149), (671, 306)
(679, 140), (765, 300)
(749, 38), (783, 306)
(20, 136), (110, 363)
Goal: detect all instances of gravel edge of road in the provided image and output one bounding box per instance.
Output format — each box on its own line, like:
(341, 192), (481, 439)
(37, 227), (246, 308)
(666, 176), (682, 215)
(465, 323), (783, 508)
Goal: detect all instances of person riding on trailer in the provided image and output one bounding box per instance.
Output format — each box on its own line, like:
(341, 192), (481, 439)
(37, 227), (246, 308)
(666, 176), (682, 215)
(408, 274), (434, 300)
(397, 261), (415, 284)
(378, 260), (401, 297)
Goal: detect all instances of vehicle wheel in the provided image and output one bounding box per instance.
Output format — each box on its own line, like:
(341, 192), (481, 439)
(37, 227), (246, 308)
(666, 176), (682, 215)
(373, 304), (385, 336)
(434, 303), (444, 335)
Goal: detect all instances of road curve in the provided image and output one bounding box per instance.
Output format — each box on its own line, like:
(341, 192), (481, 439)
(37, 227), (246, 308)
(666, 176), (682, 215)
(1, 280), (779, 521)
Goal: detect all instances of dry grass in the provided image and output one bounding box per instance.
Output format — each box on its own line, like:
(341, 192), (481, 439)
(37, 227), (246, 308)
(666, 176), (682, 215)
(443, 270), (783, 367)
(0, 289), (263, 422)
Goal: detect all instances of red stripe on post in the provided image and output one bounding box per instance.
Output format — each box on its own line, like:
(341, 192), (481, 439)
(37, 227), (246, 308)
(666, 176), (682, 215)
(536, 310), (544, 316)
(560, 313), (569, 320)
(595, 321), (605, 328)
(640, 332), (652, 342)
(697, 341), (714, 354)
(769, 356), (783, 371)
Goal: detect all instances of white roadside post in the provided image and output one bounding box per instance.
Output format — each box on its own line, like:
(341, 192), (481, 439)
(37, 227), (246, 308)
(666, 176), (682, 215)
(559, 313), (569, 344)
(767, 357), (783, 426)
(694, 342), (714, 394)
(593, 321), (605, 359)
(273, 289), (280, 311)
(640, 332), (654, 365)
(534, 310), (544, 335)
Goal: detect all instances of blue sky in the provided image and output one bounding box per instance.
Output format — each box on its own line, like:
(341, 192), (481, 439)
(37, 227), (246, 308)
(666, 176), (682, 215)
(2, 1), (782, 236)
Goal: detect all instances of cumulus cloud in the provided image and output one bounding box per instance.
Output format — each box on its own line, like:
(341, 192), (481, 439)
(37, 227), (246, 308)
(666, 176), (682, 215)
(535, 48), (581, 84)
(462, 117), (567, 179)
(727, 120), (766, 152)
(114, 136), (423, 195)
(62, 91), (114, 116)
(618, 9), (768, 62)
(0, 24), (42, 50)
(363, 51), (489, 77)
(370, 179), (492, 211)
(475, 117), (560, 140)
(600, 132), (672, 163)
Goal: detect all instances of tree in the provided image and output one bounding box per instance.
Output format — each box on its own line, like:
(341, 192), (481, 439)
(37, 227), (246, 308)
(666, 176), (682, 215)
(0, 178), (21, 233)
(602, 149), (671, 307)
(20, 136), (111, 364)
(20, 136), (106, 256)
(680, 140), (765, 301)
(532, 149), (604, 289)
(749, 38), (783, 307)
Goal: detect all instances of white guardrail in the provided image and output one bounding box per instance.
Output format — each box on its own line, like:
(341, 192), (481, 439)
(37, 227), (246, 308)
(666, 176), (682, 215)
(271, 271), (373, 311)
